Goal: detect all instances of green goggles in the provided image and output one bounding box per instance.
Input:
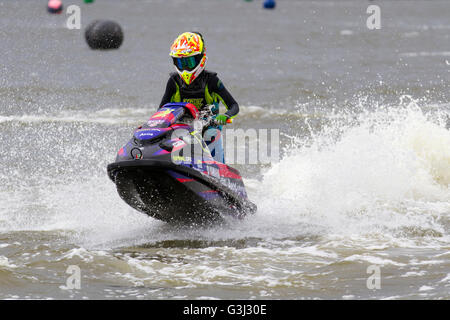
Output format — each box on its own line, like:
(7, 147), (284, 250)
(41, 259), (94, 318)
(173, 54), (203, 71)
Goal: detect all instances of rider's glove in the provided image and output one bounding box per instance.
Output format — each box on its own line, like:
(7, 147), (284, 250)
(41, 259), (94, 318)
(215, 114), (229, 125)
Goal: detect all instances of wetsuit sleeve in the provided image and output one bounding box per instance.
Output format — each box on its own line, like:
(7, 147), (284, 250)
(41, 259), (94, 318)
(159, 77), (177, 108)
(209, 75), (239, 118)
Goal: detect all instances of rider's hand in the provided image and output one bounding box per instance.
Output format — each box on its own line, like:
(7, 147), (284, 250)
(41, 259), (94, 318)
(215, 114), (229, 125)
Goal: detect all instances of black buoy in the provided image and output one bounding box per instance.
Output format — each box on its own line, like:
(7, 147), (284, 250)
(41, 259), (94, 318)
(47, 0), (63, 14)
(85, 20), (124, 50)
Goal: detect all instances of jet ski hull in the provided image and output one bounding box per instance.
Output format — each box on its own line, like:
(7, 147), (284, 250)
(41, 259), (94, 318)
(108, 160), (256, 224)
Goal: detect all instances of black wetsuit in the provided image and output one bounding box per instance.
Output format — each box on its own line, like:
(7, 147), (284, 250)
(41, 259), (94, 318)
(159, 70), (239, 118)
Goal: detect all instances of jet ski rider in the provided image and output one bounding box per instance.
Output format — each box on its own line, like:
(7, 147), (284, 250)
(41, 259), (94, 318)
(159, 32), (239, 163)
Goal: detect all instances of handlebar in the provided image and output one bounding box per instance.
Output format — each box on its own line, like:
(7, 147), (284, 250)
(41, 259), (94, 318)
(199, 105), (234, 127)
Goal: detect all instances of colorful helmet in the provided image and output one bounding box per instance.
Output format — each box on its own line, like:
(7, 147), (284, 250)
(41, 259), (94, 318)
(170, 32), (207, 85)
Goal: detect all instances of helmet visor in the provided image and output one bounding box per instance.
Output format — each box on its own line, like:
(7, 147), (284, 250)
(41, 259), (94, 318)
(173, 54), (203, 71)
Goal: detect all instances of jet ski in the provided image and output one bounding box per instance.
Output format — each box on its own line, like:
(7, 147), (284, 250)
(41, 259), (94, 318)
(107, 102), (257, 224)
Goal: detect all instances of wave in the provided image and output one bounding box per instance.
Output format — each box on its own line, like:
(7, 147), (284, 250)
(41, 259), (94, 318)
(256, 101), (450, 240)
(399, 51), (450, 58)
(0, 105), (308, 126)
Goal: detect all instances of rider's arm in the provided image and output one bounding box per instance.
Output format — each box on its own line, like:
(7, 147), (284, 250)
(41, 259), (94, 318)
(209, 75), (239, 118)
(159, 77), (177, 108)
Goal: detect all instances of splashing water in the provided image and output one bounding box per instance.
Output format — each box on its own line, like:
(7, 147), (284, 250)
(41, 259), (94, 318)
(257, 101), (449, 242)
(1, 99), (449, 299)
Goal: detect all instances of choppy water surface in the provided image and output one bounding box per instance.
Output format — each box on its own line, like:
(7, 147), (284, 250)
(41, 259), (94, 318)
(0, 0), (449, 299)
